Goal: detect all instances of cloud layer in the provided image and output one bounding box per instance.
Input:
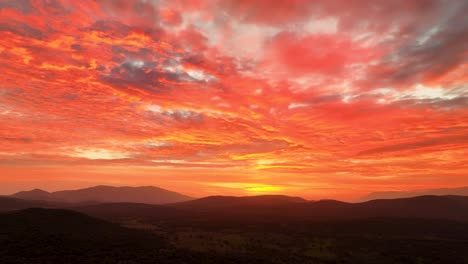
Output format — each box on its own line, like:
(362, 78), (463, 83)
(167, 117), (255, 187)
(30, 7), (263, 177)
(0, 0), (467, 200)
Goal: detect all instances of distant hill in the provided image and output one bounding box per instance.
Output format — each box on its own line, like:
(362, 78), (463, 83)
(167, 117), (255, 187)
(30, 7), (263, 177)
(73, 202), (188, 221)
(0, 208), (124, 235)
(10, 185), (194, 204)
(11, 188), (51, 200)
(4, 190), (468, 225)
(173, 195), (307, 209)
(71, 195), (468, 225)
(0, 196), (54, 212)
(360, 186), (468, 201)
(72, 195), (307, 223)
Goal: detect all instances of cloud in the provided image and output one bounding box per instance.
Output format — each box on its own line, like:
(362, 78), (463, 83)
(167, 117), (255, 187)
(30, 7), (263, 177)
(160, 8), (183, 26)
(144, 107), (205, 125)
(358, 135), (468, 156)
(0, 0), (34, 14)
(0, 137), (32, 143)
(0, 21), (44, 39)
(97, 0), (160, 27)
(0, 0), (467, 200)
(100, 60), (194, 93)
(364, 1), (468, 88)
(264, 32), (356, 76)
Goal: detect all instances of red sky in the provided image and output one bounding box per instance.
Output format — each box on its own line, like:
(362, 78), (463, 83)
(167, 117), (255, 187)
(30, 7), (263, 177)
(0, 0), (467, 201)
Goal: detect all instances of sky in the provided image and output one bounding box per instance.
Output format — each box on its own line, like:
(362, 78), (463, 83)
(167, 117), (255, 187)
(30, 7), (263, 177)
(0, 0), (467, 201)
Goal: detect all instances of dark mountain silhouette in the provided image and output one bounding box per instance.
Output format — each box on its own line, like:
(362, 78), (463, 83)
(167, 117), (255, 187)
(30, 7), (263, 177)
(173, 195), (307, 208)
(312, 195), (468, 222)
(4, 192), (468, 224)
(73, 202), (188, 221)
(360, 186), (468, 201)
(173, 195), (468, 223)
(72, 195), (307, 223)
(10, 185), (193, 204)
(67, 195), (468, 225)
(1, 208), (124, 234)
(0, 196), (65, 212)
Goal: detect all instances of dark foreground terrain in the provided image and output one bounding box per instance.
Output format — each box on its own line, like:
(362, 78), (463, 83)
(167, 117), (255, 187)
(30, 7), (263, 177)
(1, 195), (468, 263)
(0, 208), (262, 264)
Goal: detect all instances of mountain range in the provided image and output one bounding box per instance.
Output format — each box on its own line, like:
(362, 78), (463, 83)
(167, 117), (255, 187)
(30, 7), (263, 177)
(8, 185), (468, 205)
(3, 192), (468, 223)
(3, 185), (468, 223)
(9, 185), (193, 204)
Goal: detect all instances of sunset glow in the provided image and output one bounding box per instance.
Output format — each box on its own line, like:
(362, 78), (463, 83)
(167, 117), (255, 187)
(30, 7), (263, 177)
(0, 0), (467, 200)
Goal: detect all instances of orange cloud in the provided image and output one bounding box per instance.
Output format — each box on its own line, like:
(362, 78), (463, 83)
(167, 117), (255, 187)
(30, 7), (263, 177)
(0, 0), (467, 201)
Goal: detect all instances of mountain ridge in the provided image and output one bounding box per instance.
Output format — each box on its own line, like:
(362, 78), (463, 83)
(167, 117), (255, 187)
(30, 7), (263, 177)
(360, 186), (468, 201)
(2, 194), (468, 223)
(68, 194), (468, 224)
(10, 185), (194, 205)
(172, 194), (308, 208)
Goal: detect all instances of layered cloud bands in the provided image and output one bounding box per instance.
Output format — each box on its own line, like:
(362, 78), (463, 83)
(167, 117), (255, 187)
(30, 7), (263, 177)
(0, 0), (467, 200)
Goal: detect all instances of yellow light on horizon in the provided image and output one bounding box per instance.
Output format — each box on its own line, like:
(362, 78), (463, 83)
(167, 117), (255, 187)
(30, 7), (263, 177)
(206, 182), (283, 195)
(245, 184), (282, 194)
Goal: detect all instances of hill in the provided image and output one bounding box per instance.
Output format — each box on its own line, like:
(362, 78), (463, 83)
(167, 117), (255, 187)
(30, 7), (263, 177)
(173, 195), (307, 208)
(10, 188), (51, 200)
(170, 195), (468, 223)
(360, 186), (468, 201)
(0, 196), (65, 212)
(72, 195), (307, 224)
(73, 202), (188, 221)
(0, 208), (264, 264)
(10, 185), (193, 204)
(4, 193), (468, 224)
(69, 195), (468, 226)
